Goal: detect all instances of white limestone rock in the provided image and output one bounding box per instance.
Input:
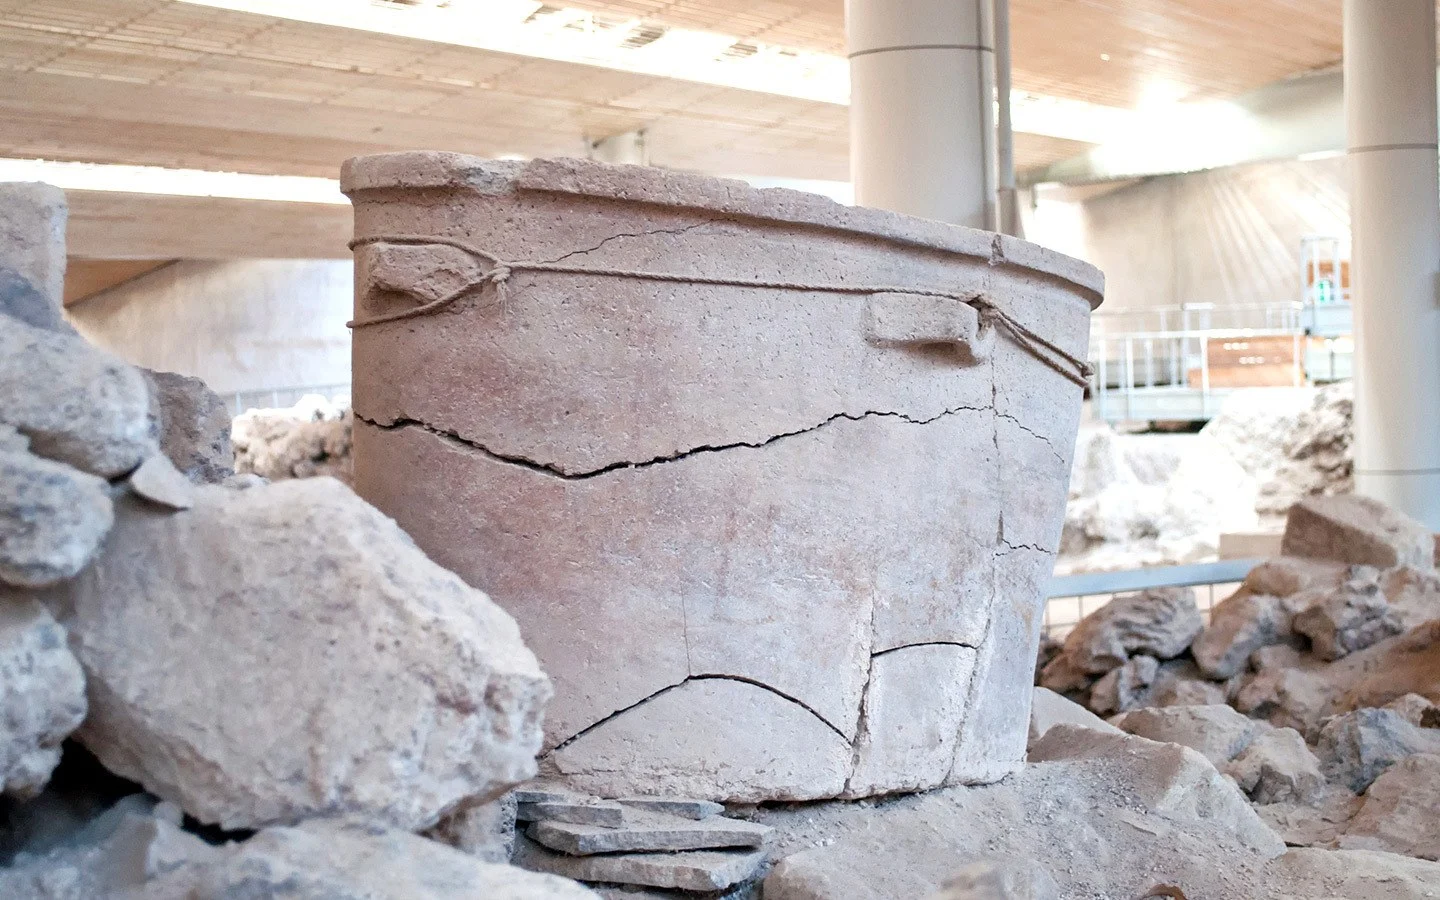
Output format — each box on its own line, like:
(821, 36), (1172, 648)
(1234, 656), (1336, 735)
(141, 369), (234, 484)
(1242, 555), (1347, 600)
(1338, 753), (1440, 860)
(0, 600), (85, 800)
(231, 395), (352, 483)
(126, 456), (195, 510)
(192, 819), (598, 899)
(1282, 494), (1433, 571)
(426, 795), (518, 864)
(0, 183), (68, 333)
(1314, 708), (1440, 793)
(1265, 847), (1440, 899)
(1112, 704), (1266, 768)
(1291, 566), (1403, 660)
(1086, 653), (1158, 715)
(0, 449), (113, 588)
(1383, 693), (1440, 727)
(1050, 586), (1202, 675)
(0, 315), (156, 478)
(1381, 566), (1440, 630)
(1027, 686), (1121, 747)
(1224, 727), (1325, 805)
(54, 478), (551, 830)
(1027, 726), (1284, 856)
(1191, 589), (1289, 679)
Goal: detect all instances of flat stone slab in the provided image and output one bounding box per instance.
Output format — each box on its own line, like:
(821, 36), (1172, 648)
(513, 783), (581, 804)
(515, 836), (765, 892)
(614, 797), (725, 821)
(527, 809), (771, 855)
(519, 799), (625, 827)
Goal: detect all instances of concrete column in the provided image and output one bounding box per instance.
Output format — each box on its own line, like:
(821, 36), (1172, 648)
(1345, 0), (1440, 528)
(847, 0), (996, 228)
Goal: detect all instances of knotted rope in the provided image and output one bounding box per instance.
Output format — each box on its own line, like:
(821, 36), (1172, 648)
(347, 233), (1094, 387)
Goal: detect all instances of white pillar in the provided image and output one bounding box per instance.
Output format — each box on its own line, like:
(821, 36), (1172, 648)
(1345, 0), (1440, 528)
(847, 0), (996, 229)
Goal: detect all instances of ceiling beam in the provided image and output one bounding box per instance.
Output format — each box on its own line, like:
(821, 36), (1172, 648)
(1023, 69), (1347, 185)
(65, 191), (352, 260)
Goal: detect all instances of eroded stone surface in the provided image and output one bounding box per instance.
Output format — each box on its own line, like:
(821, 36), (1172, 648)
(1291, 566), (1402, 660)
(53, 480), (550, 830)
(0, 316), (156, 478)
(346, 154), (1097, 801)
(427, 795), (518, 865)
(126, 456), (195, 511)
(1282, 494), (1433, 570)
(614, 797), (724, 820)
(142, 369), (233, 484)
(1225, 727), (1324, 805)
(518, 799), (625, 827)
(0, 600), (85, 799)
(0, 449), (113, 588)
(1192, 590), (1289, 679)
(1087, 653), (1158, 715)
(1338, 753), (1440, 860)
(1315, 708), (1440, 793)
(1051, 587), (1202, 676)
(1112, 704), (1265, 768)
(527, 808), (770, 855)
(1027, 686), (1120, 747)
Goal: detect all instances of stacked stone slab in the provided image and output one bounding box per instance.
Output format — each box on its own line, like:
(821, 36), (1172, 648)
(343, 152), (1103, 802)
(511, 783), (769, 894)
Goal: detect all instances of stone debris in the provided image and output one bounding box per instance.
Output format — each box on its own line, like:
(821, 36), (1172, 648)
(0, 315), (157, 479)
(54, 479), (551, 830)
(426, 795), (518, 864)
(1253, 787), (1363, 849)
(1046, 586), (1202, 676)
(1382, 693), (1440, 727)
(0, 184), (68, 333)
(1381, 565), (1440, 629)
(928, 859), (1060, 900)
(141, 369), (234, 484)
(614, 796), (725, 821)
(1314, 708), (1440, 793)
(1088, 653), (1159, 715)
(516, 836), (767, 893)
(1334, 620), (1440, 713)
(191, 819), (599, 899)
(1112, 704), (1265, 768)
(1253, 381), (1354, 519)
(1290, 566), (1403, 660)
(1337, 753), (1440, 860)
(1027, 686), (1121, 746)
(1191, 590), (1288, 679)
(520, 798), (627, 827)
(231, 394), (353, 483)
(0, 601), (86, 800)
(528, 808), (771, 856)
(515, 783), (584, 804)
(0, 449), (113, 588)
(1282, 494), (1433, 571)
(1027, 725), (1284, 855)
(125, 455), (195, 510)
(1224, 727), (1325, 805)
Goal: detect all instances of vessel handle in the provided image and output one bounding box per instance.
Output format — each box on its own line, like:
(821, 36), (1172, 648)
(863, 292), (995, 363)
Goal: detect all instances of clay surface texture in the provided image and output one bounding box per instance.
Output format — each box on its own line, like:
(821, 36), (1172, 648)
(343, 153), (1101, 801)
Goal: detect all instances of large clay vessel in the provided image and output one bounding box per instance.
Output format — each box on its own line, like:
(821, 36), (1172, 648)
(342, 152), (1103, 802)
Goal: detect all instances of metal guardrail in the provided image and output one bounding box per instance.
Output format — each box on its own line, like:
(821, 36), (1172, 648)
(1042, 557), (1264, 639)
(1046, 558), (1264, 599)
(227, 383), (352, 415)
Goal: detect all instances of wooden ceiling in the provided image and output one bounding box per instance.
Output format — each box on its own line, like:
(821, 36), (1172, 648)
(568, 0), (1345, 107)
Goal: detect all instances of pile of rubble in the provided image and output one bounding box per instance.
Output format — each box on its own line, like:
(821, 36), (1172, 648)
(230, 394), (353, 483)
(1040, 490), (1440, 862)
(1060, 383), (1353, 572)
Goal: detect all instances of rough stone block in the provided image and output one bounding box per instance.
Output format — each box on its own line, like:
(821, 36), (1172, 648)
(1112, 704), (1265, 768)
(127, 455), (196, 510)
(427, 795), (518, 865)
(1224, 727), (1325, 805)
(1282, 494), (1433, 571)
(0, 449), (113, 588)
(0, 599), (86, 799)
(142, 369), (234, 484)
(1027, 686), (1121, 747)
(1339, 753), (1440, 860)
(1315, 707), (1440, 793)
(527, 809), (771, 855)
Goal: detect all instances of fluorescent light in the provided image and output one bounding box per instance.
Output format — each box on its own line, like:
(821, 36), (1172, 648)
(0, 159), (348, 204)
(174, 0), (1134, 146)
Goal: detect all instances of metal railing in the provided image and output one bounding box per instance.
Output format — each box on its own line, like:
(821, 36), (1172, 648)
(227, 382), (352, 415)
(1041, 557), (1263, 639)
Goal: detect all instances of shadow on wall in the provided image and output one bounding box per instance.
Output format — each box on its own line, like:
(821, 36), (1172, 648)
(65, 259), (352, 395)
